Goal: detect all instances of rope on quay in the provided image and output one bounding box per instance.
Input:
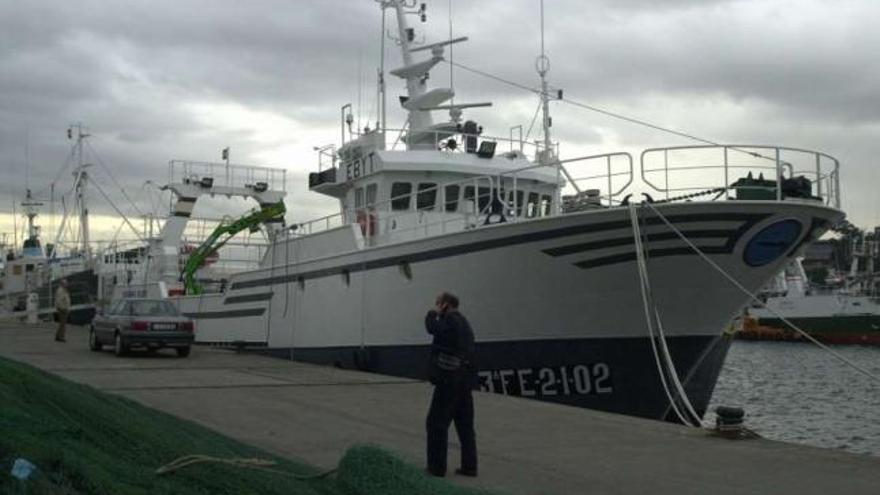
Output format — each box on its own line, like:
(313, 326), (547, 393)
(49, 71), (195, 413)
(641, 201), (880, 385)
(155, 454), (338, 480)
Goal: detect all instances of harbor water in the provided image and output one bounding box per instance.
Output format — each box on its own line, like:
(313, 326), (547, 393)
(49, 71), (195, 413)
(709, 340), (880, 456)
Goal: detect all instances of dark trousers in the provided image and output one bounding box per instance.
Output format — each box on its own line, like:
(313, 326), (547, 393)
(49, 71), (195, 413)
(55, 309), (69, 341)
(426, 378), (477, 475)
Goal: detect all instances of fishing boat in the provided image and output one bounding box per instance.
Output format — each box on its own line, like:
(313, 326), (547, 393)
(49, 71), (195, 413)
(121, 1), (844, 421)
(744, 245), (880, 345)
(0, 130), (98, 326)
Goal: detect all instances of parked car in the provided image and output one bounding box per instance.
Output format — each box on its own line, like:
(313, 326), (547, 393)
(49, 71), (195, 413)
(89, 298), (195, 357)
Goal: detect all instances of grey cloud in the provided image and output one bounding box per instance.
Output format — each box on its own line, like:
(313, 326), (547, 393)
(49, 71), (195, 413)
(0, 0), (878, 229)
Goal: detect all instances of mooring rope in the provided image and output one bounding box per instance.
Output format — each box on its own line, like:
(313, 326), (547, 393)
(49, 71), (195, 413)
(155, 454), (338, 480)
(629, 204), (702, 427)
(638, 206), (704, 425)
(642, 201), (880, 384)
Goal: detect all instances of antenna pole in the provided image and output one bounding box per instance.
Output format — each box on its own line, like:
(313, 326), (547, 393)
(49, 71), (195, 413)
(392, 0), (433, 135)
(448, 0), (454, 103)
(380, 2), (387, 142)
(12, 199), (18, 254)
(357, 50), (363, 134)
(535, 0), (559, 213)
(70, 124), (92, 260)
(538, 0), (552, 159)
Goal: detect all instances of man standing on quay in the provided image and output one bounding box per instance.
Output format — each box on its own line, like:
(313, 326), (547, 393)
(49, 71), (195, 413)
(424, 291), (478, 478)
(54, 279), (71, 342)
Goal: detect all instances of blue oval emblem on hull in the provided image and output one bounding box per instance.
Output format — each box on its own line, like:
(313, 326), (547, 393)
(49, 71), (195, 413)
(743, 219), (803, 267)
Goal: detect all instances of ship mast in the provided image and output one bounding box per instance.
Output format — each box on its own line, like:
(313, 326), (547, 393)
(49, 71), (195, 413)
(536, 0), (561, 213)
(379, 2), (387, 140)
(391, 0), (434, 135)
(69, 124), (92, 259)
(537, 0), (552, 160)
(21, 189), (42, 245)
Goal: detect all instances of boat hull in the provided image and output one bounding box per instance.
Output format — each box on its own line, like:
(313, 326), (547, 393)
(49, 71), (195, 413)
(0, 268), (97, 325)
(175, 201), (842, 420)
(746, 293), (880, 345)
(745, 315), (880, 345)
(270, 334), (733, 420)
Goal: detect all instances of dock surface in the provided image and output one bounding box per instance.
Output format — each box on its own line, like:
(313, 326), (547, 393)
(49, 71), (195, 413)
(1, 322), (878, 495)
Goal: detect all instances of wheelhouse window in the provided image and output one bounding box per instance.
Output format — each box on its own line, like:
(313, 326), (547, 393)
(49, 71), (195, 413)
(355, 187), (365, 209)
(417, 183), (437, 211)
(391, 182), (412, 211)
(541, 194), (553, 216)
(444, 185), (460, 212)
(365, 183), (378, 209)
(526, 192), (540, 218)
(463, 186), (492, 212)
(508, 190), (525, 217)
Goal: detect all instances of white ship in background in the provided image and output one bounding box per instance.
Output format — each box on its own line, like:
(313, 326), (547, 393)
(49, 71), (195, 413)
(744, 229), (880, 345)
(101, 0), (844, 422)
(0, 127), (276, 325)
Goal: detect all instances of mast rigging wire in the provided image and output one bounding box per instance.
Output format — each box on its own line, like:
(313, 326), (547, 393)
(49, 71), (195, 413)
(444, 59), (721, 146)
(89, 177), (145, 243)
(444, 59), (800, 169)
(85, 140), (145, 218)
(524, 100), (543, 143)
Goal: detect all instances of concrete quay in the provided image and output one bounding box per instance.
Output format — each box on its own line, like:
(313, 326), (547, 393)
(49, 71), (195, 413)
(1, 321), (878, 495)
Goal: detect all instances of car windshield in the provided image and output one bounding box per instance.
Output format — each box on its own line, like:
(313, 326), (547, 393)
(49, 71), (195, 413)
(128, 300), (179, 317)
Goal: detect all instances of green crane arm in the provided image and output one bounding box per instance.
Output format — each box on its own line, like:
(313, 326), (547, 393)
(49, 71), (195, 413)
(182, 202), (286, 295)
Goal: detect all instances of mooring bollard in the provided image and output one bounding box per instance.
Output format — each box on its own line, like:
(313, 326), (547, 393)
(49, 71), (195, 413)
(715, 405), (746, 439)
(26, 293), (39, 324)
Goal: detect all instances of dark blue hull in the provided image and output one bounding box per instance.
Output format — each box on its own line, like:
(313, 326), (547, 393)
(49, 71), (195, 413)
(265, 334), (732, 421)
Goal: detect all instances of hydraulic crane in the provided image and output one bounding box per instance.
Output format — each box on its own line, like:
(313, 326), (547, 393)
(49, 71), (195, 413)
(181, 201), (286, 295)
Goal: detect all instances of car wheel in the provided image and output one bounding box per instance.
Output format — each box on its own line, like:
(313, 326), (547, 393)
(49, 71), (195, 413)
(114, 332), (127, 357)
(89, 326), (102, 352)
(176, 346), (191, 358)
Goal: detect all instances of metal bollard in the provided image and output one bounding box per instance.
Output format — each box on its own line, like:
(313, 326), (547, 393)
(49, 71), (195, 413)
(715, 406), (746, 439)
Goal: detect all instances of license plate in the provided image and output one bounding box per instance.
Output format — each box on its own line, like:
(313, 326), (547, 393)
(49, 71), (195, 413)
(151, 323), (176, 331)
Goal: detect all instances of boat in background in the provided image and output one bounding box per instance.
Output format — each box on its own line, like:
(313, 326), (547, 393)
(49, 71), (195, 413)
(0, 139), (97, 326)
(743, 229), (880, 345)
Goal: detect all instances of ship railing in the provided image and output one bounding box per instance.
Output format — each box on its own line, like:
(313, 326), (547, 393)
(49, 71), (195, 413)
(97, 217), (270, 272)
(314, 144), (337, 173)
(168, 159), (287, 192)
(294, 152), (633, 244)
(640, 145), (840, 208)
(344, 127), (555, 163)
(551, 152), (634, 207)
(98, 242), (146, 266)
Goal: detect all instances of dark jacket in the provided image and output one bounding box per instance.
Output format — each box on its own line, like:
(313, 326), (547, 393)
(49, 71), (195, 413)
(425, 310), (476, 385)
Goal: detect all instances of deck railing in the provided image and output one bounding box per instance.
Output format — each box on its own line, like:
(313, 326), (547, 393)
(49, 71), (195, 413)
(340, 127), (555, 164)
(168, 160), (287, 192)
(640, 145), (840, 208)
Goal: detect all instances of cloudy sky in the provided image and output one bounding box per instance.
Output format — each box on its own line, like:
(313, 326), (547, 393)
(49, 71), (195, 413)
(1, 0), (878, 249)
